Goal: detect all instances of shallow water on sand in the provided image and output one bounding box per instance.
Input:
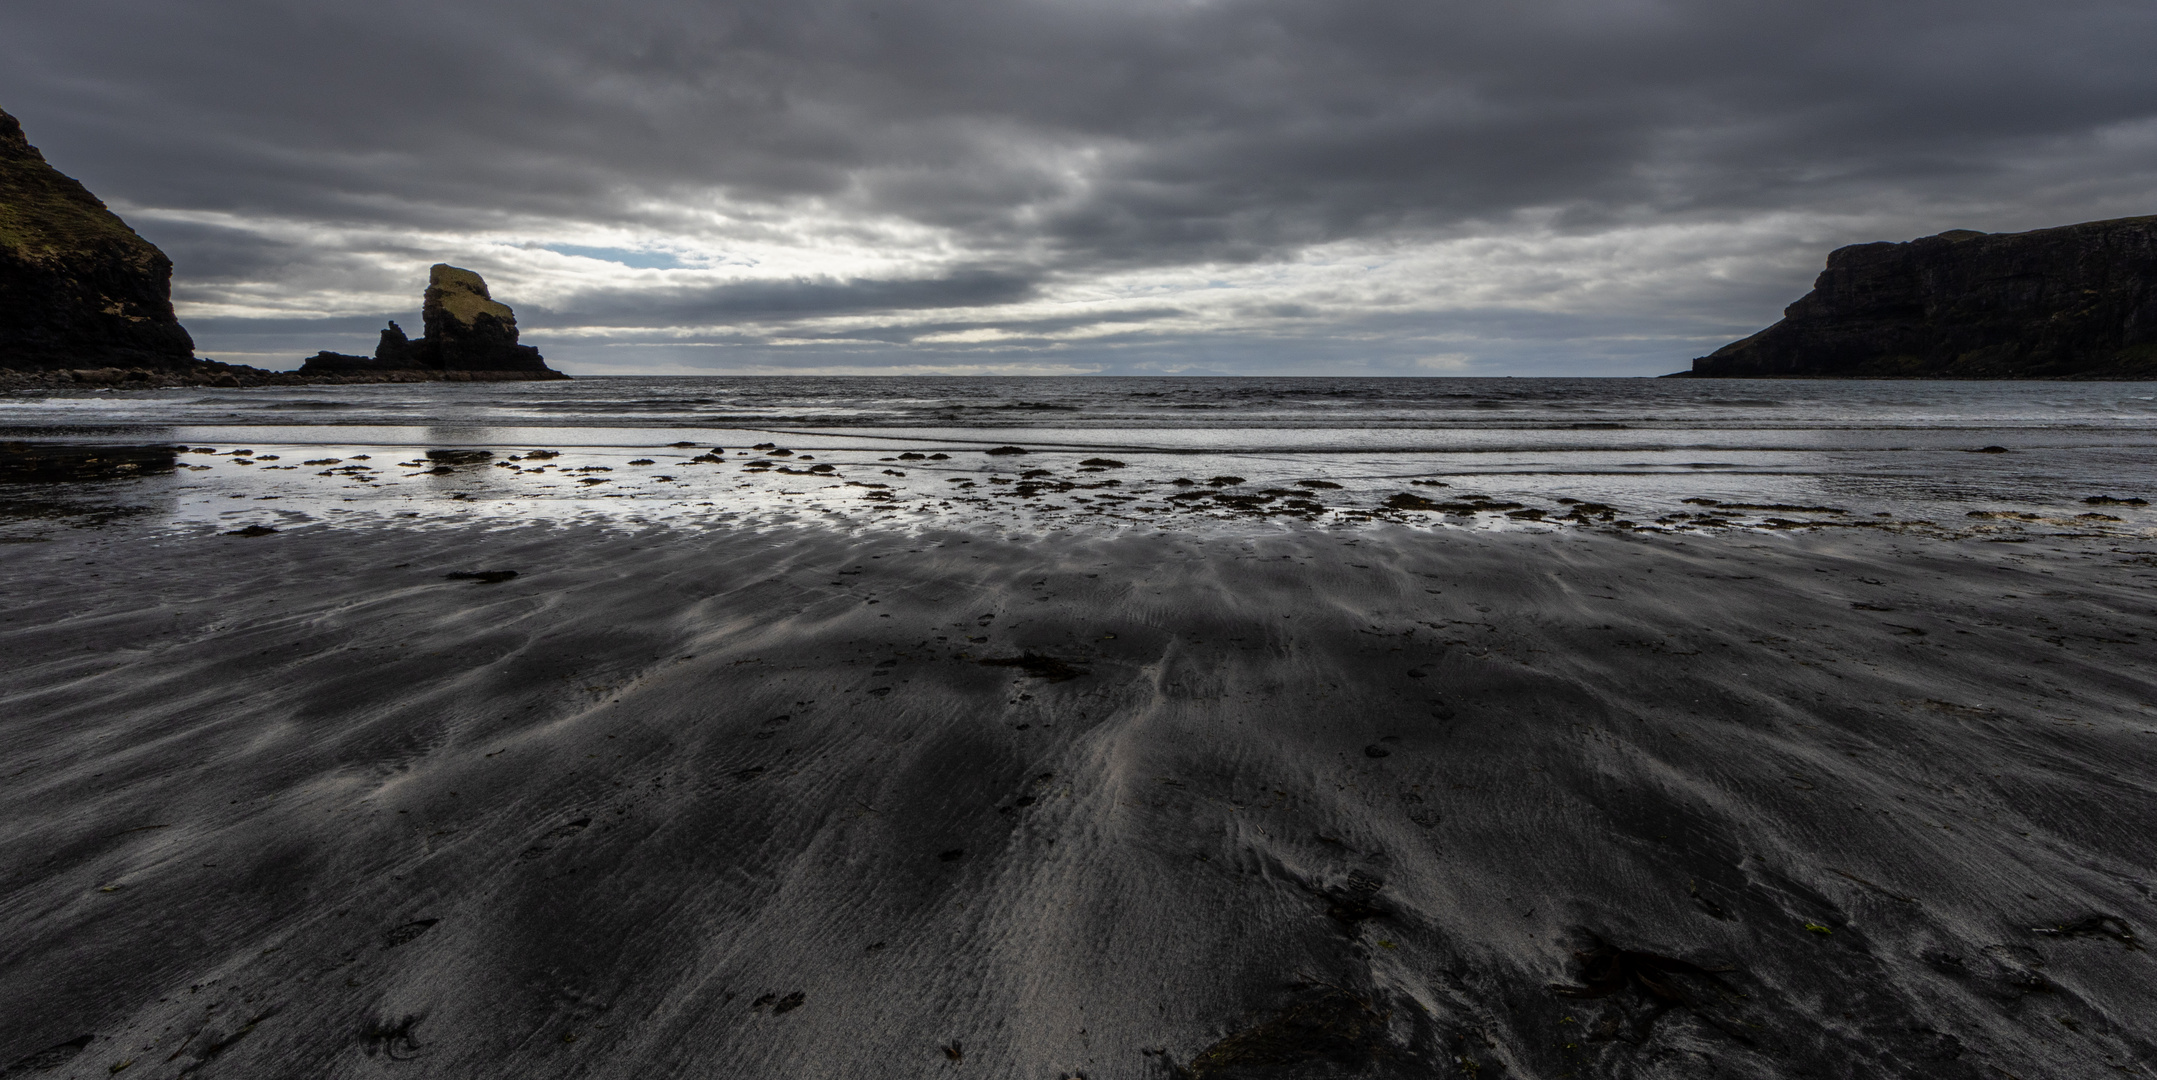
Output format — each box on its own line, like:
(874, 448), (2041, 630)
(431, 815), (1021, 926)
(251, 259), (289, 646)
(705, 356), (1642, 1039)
(2, 377), (2153, 536)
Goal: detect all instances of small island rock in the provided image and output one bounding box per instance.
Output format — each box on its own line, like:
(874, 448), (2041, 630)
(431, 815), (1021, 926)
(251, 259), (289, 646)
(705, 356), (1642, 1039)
(301, 264), (566, 381)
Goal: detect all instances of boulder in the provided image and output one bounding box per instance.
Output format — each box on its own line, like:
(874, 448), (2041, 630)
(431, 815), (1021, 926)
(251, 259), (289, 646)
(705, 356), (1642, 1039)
(0, 107), (195, 370)
(1687, 216), (2157, 378)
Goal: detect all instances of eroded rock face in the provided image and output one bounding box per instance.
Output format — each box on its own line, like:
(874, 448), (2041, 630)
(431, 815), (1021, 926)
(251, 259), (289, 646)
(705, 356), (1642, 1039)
(1690, 217), (2157, 378)
(421, 264), (531, 369)
(0, 107), (195, 370)
(301, 264), (563, 379)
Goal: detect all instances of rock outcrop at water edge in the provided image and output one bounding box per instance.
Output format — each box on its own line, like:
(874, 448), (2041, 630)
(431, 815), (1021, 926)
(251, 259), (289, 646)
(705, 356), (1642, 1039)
(300, 264), (567, 381)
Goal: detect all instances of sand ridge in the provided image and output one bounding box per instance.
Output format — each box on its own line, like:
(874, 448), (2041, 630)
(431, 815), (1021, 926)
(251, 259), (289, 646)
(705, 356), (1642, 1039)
(1, 520), (2154, 1078)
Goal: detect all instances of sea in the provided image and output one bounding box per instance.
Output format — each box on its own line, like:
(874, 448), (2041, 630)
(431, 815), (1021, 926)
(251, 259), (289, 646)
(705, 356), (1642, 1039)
(3, 376), (2154, 535)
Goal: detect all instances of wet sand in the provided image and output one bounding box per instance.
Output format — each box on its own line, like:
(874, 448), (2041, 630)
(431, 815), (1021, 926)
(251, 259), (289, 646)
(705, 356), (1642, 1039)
(2, 519), (2154, 1078)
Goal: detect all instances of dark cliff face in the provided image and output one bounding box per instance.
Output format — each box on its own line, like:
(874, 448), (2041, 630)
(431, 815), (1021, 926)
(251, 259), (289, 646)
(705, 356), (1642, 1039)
(301, 264), (561, 378)
(0, 107), (195, 370)
(1691, 217), (2157, 378)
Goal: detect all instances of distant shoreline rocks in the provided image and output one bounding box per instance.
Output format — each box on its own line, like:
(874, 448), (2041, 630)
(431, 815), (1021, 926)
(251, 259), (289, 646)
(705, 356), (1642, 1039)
(1680, 216), (2157, 379)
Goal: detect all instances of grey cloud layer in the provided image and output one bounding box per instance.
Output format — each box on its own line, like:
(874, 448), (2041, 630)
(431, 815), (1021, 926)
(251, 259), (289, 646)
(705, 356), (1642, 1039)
(6, 0), (2156, 372)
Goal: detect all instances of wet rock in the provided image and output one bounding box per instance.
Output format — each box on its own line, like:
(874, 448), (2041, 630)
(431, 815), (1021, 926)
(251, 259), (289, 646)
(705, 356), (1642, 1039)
(426, 449), (495, 466)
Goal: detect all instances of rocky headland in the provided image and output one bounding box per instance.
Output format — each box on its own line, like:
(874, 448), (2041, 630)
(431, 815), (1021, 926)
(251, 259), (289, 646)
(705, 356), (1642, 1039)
(1682, 215), (2157, 379)
(1684, 216), (2157, 378)
(298, 264), (566, 381)
(0, 107), (197, 376)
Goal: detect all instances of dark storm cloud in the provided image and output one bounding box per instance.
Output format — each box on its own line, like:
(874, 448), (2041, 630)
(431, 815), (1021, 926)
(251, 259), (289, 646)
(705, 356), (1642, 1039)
(538, 268), (1042, 325)
(15, 0), (2157, 245)
(6, 0), (2157, 371)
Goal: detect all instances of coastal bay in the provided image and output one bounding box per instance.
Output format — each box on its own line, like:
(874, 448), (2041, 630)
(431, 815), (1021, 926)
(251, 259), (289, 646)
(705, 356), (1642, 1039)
(10, 0), (2157, 1072)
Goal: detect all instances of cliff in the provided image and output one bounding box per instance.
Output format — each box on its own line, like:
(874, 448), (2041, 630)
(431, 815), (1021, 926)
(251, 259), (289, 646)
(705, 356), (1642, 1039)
(300, 264), (565, 380)
(0, 107), (196, 370)
(1687, 216), (2157, 378)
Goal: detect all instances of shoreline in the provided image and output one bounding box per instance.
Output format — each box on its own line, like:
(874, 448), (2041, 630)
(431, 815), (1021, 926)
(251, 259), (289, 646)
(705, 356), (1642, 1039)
(3, 517), (2152, 1077)
(0, 364), (569, 391)
(14, 367), (2157, 388)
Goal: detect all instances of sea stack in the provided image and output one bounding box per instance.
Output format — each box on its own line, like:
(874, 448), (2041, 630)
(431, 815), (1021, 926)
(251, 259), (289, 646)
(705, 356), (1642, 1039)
(0, 107), (196, 371)
(1687, 216), (2157, 379)
(300, 264), (567, 381)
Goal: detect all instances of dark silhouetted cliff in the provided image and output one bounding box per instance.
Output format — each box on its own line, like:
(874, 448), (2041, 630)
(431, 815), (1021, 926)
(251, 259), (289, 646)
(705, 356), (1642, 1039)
(0, 107), (196, 370)
(1687, 217), (2157, 379)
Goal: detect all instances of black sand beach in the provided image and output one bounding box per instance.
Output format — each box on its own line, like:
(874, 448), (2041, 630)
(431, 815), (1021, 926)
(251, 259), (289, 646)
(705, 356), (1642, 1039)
(4, 516), (2154, 1078)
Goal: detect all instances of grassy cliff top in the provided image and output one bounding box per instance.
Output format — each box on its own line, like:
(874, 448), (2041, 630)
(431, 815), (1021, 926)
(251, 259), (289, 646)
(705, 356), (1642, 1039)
(427, 263), (516, 328)
(0, 108), (164, 263)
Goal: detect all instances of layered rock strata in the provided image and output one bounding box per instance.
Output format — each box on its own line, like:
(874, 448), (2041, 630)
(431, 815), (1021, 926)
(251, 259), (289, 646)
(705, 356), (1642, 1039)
(1688, 217), (2157, 378)
(0, 107), (196, 371)
(300, 264), (565, 380)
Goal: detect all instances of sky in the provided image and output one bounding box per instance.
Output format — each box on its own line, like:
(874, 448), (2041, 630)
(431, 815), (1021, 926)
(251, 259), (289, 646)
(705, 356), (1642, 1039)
(6, 0), (2157, 377)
